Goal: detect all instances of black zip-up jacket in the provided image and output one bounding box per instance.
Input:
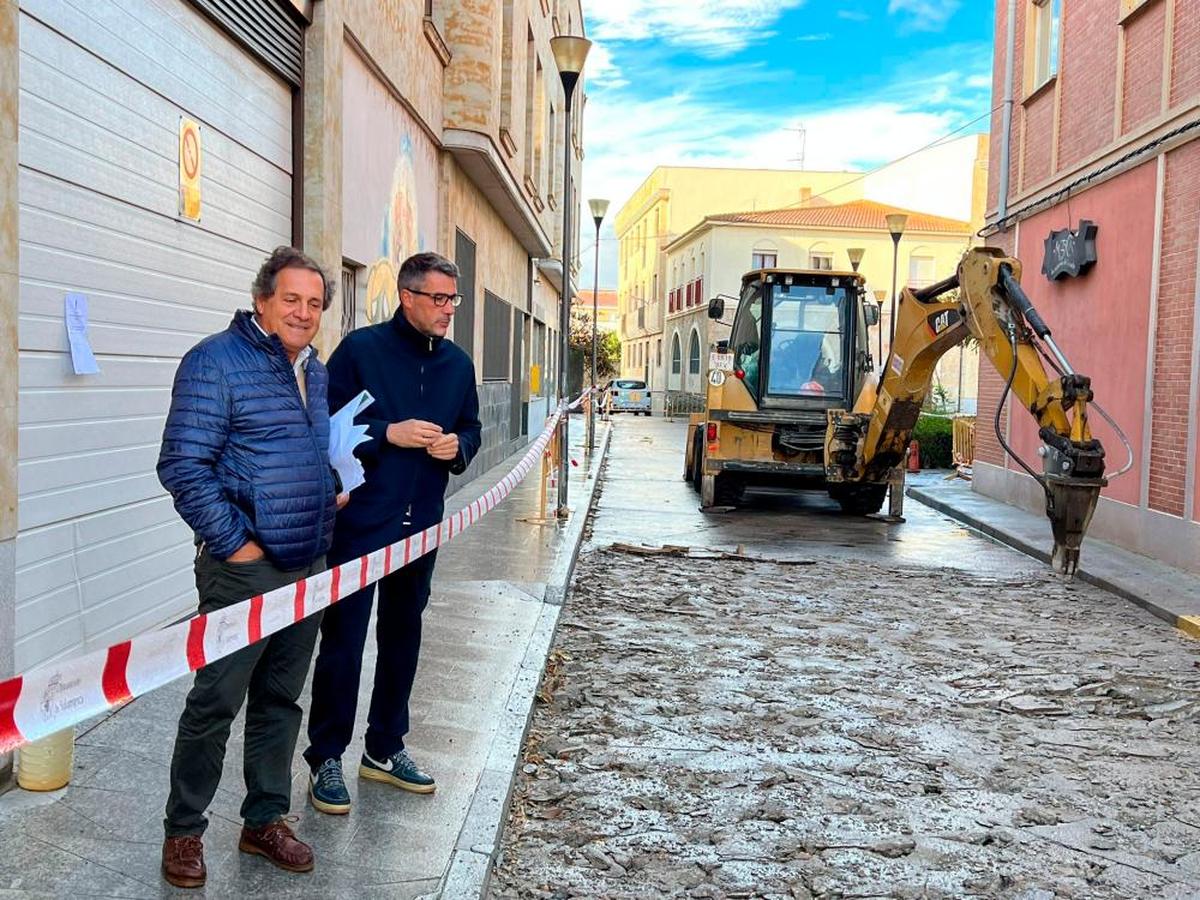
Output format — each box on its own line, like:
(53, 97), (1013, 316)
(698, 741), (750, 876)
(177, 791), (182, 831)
(326, 310), (482, 563)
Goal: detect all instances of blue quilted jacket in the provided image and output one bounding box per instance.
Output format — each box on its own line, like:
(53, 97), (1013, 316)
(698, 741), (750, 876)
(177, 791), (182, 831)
(157, 310), (337, 570)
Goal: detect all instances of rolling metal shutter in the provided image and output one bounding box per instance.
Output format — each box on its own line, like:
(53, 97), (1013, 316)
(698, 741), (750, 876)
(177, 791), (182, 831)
(16, 0), (295, 669)
(190, 0), (304, 87)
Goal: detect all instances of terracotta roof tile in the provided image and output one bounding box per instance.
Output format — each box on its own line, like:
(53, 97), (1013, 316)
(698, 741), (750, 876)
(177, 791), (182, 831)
(574, 289), (618, 309)
(708, 199), (970, 234)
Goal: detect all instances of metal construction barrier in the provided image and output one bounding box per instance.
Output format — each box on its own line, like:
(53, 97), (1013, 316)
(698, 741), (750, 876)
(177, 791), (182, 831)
(0, 393), (591, 753)
(952, 415), (976, 467)
(664, 390), (706, 420)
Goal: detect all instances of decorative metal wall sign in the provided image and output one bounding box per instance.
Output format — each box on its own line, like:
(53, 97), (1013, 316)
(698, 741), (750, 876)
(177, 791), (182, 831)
(1042, 220), (1098, 281)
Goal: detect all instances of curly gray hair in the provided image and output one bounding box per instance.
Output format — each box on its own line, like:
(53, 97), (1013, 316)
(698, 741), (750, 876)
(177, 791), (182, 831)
(252, 246), (335, 310)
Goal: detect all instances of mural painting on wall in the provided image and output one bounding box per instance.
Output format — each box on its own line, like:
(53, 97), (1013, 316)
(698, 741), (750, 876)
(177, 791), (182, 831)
(366, 135), (426, 324)
(343, 47), (440, 328)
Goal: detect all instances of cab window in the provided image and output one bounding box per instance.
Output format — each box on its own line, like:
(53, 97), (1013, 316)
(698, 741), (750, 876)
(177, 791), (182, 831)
(766, 284), (846, 398)
(730, 285), (763, 400)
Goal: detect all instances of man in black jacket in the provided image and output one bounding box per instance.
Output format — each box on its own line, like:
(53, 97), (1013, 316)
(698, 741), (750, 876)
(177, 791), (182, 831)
(304, 252), (482, 813)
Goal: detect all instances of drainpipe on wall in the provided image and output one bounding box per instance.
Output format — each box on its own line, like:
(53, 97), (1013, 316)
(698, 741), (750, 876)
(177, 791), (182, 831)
(996, 0), (1018, 224)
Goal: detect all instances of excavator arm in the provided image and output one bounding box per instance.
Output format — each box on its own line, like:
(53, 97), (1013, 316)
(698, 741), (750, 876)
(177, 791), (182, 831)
(826, 247), (1107, 576)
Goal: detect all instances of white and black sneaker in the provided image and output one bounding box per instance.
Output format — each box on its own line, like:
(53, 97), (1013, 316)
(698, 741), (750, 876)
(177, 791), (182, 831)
(309, 758), (351, 814)
(359, 748), (436, 794)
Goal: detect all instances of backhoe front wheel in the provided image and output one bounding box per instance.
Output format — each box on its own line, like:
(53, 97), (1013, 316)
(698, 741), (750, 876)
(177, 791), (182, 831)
(689, 431), (704, 491)
(828, 482), (887, 515)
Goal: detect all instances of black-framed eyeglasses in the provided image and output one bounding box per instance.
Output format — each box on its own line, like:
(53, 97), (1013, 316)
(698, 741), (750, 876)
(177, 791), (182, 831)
(406, 288), (463, 308)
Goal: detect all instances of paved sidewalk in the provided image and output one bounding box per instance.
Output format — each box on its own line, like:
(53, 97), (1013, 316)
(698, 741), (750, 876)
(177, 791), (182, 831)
(0, 413), (608, 899)
(907, 473), (1200, 638)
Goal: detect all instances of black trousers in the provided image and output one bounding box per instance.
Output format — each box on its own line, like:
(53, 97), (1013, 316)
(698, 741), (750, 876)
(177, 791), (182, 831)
(304, 549), (437, 768)
(163, 548), (324, 837)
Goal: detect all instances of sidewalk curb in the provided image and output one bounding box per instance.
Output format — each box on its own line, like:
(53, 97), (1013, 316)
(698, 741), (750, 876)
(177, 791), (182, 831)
(907, 486), (1186, 630)
(439, 420), (612, 899)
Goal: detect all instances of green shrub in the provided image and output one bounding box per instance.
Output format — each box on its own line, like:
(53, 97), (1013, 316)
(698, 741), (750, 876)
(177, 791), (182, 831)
(912, 415), (953, 469)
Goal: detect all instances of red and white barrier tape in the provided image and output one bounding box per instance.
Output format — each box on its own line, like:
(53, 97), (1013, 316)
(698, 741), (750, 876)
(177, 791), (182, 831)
(0, 393), (592, 753)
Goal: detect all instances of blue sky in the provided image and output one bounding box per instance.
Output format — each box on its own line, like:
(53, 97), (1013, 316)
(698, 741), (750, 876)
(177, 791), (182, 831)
(577, 0), (996, 288)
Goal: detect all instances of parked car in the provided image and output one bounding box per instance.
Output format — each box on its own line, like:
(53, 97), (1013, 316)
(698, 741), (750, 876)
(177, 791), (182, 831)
(606, 379), (652, 415)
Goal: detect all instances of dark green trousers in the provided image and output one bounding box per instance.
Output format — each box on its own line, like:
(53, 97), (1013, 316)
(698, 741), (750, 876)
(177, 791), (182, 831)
(163, 548), (324, 837)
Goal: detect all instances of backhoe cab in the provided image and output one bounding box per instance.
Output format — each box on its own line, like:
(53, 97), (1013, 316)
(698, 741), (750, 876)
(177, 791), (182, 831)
(684, 267), (885, 513)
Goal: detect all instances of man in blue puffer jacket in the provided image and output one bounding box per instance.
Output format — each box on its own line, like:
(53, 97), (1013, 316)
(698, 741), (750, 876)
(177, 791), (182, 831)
(156, 247), (338, 889)
(304, 252), (481, 814)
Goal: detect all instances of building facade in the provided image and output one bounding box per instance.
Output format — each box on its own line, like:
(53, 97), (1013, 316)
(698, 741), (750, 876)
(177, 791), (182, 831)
(615, 137), (989, 410)
(978, 0), (1199, 573)
(614, 139), (988, 415)
(613, 168), (864, 397)
(662, 201), (978, 406)
(575, 289), (619, 333)
(304, 0), (583, 476)
(0, 0), (585, 712)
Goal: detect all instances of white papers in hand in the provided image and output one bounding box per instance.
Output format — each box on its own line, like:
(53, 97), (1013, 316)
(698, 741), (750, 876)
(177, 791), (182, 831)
(329, 390), (374, 494)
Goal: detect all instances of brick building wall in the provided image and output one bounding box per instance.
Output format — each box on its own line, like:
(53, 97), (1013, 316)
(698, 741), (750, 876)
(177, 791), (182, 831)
(1055, 0), (1119, 172)
(1170, 0), (1199, 107)
(981, 0), (1200, 571)
(1121, 1), (1166, 134)
(1020, 94), (1055, 190)
(1147, 140), (1200, 516)
(972, 231), (1012, 472)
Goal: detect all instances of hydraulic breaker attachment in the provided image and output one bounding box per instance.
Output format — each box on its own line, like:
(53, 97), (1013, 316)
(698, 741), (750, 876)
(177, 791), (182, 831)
(1039, 423), (1106, 578)
(1044, 475), (1103, 578)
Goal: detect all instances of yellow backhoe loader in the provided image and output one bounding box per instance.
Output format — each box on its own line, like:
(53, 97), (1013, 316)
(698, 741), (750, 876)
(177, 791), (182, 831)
(684, 247), (1130, 576)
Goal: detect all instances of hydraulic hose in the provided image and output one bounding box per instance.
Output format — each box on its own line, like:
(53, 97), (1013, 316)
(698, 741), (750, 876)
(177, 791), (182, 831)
(1091, 400), (1134, 479)
(1030, 332), (1134, 480)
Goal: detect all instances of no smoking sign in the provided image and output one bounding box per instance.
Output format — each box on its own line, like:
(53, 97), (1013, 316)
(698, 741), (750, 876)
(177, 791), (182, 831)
(178, 117), (202, 221)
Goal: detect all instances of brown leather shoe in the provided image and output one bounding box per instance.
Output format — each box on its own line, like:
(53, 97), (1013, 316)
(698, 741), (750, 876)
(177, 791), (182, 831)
(162, 835), (206, 888)
(238, 819), (314, 873)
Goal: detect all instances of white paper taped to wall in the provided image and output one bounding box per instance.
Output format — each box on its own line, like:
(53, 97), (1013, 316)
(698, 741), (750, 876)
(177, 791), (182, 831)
(65, 293), (100, 375)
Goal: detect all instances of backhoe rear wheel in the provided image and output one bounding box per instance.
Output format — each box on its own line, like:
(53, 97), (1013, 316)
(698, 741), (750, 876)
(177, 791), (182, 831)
(714, 474), (744, 507)
(829, 482), (887, 515)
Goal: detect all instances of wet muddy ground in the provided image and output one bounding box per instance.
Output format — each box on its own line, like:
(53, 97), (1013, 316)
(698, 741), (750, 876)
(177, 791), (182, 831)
(490, 418), (1200, 899)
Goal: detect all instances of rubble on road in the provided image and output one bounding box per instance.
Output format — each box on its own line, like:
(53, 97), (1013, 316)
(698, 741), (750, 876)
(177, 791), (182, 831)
(491, 548), (1200, 899)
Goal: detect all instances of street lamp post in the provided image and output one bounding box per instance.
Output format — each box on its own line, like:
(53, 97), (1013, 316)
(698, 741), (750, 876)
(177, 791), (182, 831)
(885, 213), (908, 359)
(873, 289), (888, 364)
(550, 34), (591, 518)
(845, 247), (870, 363)
(587, 198), (609, 454)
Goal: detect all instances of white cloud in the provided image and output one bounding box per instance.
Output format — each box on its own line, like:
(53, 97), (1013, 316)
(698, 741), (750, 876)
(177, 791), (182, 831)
(796, 33), (832, 42)
(571, 19), (992, 288)
(578, 91), (974, 287)
(837, 8), (871, 21)
(887, 0), (961, 32)
(584, 42), (626, 89)
(585, 0), (807, 57)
